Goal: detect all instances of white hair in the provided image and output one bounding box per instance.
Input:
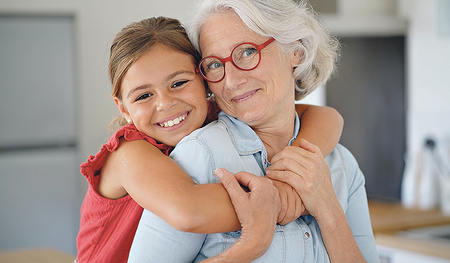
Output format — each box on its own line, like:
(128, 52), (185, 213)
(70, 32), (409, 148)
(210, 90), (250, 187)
(186, 0), (340, 100)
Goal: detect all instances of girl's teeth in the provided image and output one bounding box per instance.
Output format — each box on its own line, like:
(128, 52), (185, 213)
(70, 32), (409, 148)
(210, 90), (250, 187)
(161, 115), (186, 127)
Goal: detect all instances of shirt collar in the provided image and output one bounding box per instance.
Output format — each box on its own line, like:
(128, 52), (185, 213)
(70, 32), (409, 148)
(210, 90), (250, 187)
(218, 111), (300, 154)
(289, 111), (300, 146)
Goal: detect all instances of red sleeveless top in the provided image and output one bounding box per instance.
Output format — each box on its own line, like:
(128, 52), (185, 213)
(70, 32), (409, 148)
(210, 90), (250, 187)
(75, 124), (172, 263)
(75, 101), (220, 262)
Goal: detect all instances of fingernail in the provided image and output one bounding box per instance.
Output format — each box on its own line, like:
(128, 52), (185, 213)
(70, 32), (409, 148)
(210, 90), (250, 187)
(215, 168), (224, 178)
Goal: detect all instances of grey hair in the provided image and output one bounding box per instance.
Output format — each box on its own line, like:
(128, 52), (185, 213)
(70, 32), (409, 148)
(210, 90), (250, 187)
(186, 0), (340, 100)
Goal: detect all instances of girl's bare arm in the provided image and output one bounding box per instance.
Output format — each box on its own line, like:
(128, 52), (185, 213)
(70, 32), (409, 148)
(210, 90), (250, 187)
(293, 104), (343, 156)
(106, 139), (241, 234)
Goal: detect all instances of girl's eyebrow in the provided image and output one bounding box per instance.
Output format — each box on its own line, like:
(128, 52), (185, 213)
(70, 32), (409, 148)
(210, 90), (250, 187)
(127, 84), (151, 99)
(165, 70), (195, 82)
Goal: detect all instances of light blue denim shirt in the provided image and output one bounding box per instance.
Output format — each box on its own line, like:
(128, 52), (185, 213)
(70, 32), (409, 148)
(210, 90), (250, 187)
(128, 112), (379, 263)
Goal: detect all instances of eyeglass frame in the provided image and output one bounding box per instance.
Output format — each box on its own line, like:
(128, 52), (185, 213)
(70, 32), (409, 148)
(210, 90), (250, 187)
(196, 37), (276, 83)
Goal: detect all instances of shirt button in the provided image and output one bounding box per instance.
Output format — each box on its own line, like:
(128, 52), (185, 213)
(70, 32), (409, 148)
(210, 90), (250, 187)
(304, 232), (310, 238)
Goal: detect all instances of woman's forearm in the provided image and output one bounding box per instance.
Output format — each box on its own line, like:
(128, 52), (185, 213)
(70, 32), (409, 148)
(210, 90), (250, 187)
(268, 140), (368, 262)
(316, 203), (367, 263)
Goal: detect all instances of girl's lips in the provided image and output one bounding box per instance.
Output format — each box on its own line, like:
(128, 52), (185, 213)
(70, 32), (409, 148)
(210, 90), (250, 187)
(157, 111), (189, 128)
(231, 89), (258, 103)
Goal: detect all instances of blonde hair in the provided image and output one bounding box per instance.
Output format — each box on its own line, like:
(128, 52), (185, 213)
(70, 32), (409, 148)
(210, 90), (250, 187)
(109, 17), (201, 128)
(187, 0), (340, 100)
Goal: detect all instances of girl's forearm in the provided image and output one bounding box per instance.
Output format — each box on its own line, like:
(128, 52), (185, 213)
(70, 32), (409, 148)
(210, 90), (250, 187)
(115, 140), (241, 233)
(164, 183), (241, 233)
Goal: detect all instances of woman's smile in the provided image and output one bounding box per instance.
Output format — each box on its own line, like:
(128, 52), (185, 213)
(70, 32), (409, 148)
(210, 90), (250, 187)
(231, 89), (260, 103)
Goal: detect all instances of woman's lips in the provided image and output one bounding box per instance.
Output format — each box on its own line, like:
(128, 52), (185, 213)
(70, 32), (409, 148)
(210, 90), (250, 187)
(231, 89), (258, 103)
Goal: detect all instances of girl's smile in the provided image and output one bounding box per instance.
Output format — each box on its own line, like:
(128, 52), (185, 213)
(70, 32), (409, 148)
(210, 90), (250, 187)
(157, 111), (189, 129)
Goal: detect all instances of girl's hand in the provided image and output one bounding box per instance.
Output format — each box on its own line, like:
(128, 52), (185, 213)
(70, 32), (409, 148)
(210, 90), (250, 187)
(270, 180), (305, 225)
(266, 139), (339, 222)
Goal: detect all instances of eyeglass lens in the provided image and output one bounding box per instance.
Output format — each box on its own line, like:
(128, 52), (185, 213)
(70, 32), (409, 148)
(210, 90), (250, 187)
(199, 43), (261, 82)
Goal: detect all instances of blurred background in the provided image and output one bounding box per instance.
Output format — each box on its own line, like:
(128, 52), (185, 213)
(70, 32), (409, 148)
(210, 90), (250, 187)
(0, 0), (449, 260)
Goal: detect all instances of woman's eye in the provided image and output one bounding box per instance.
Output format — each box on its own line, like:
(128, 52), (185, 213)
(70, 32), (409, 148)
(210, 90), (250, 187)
(172, 80), (188, 88)
(241, 47), (257, 58)
(136, 93), (152, 101)
(207, 61), (223, 70)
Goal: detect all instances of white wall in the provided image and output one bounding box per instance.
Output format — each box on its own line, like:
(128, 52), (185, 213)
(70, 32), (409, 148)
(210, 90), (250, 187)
(405, 0), (450, 156)
(0, 0), (197, 194)
(322, 0), (450, 180)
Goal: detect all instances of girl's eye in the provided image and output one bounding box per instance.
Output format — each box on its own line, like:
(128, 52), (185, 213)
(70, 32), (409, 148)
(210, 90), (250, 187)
(172, 80), (188, 89)
(136, 93), (152, 101)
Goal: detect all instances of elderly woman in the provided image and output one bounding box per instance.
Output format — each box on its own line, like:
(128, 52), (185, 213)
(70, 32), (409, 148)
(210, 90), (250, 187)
(129, 0), (379, 262)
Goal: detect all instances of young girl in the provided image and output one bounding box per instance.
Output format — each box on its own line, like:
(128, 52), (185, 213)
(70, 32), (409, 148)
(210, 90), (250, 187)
(75, 16), (343, 263)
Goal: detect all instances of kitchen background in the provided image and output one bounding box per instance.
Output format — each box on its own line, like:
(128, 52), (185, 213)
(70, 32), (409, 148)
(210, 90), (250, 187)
(0, 0), (449, 260)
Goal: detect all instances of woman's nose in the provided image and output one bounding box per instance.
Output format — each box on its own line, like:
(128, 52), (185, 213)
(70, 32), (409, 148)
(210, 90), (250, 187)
(222, 62), (245, 91)
(156, 92), (177, 111)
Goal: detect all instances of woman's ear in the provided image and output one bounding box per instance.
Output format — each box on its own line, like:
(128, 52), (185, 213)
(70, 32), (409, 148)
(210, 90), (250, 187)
(292, 48), (303, 67)
(290, 40), (304, 69)
(114, 97), (132, 123)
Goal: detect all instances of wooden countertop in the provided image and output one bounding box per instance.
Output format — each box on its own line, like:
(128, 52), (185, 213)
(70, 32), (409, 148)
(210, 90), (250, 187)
(368, 200), (450, 234)
(368, 200), (450, 260)
(0, 248), (75, 263)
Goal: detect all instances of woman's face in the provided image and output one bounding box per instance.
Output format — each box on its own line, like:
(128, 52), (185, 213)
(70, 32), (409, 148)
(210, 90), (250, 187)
(115, 44), (208, 146)
(199, 12), (300, 128)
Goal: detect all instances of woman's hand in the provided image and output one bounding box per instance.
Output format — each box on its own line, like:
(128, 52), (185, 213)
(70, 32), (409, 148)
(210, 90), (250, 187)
(268, 140), (367, 262)
(266, 139), (339, 222)
(216, 168), (280, 241)
(204, 168), (280, 263)
(270, 180), (306, 225)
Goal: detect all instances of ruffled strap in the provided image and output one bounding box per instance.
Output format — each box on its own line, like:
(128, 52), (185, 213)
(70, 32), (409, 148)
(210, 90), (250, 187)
(80, 124), (172, 187)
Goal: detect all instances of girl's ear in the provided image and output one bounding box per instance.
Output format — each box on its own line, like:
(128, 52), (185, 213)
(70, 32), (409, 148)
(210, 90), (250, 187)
(114, 97), (131, 123)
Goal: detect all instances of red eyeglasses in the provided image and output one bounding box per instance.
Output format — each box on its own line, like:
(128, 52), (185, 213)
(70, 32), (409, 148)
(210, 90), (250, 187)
(197, 37), (276, 83)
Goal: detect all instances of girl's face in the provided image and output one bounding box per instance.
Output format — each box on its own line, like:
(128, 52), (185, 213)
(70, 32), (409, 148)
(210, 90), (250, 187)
(115, 44), (208, 147)
(199, 12), (300, 129)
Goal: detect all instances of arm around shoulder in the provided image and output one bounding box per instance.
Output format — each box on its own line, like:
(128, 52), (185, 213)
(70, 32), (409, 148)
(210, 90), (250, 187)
(109, 139), (240, 233)
(294, 104), (343, 156)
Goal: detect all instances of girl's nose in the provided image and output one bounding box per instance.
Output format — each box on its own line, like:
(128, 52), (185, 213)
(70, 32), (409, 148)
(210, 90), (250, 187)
(156, 92), (177, 111)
